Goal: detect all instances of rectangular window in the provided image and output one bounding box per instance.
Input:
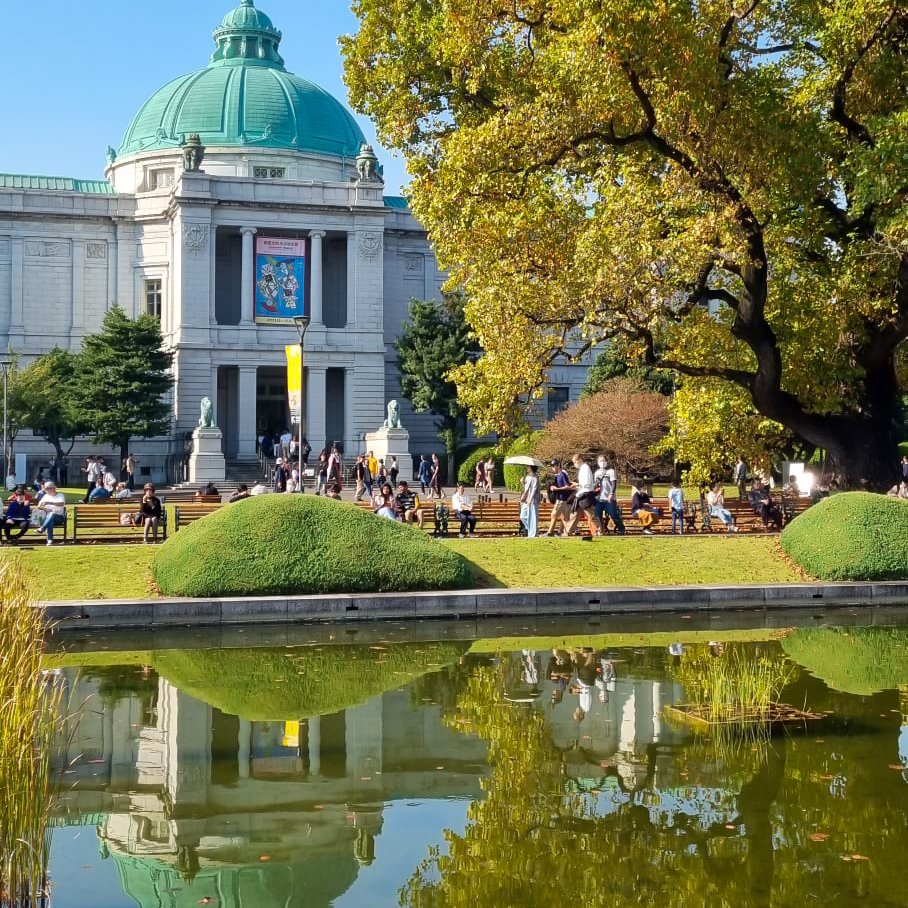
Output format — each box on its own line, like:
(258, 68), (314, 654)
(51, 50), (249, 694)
(144, 279), (163, 319)
(149, 169), (174, 190)
(253, 166), (286, 179)
(547, 386), (570, 420)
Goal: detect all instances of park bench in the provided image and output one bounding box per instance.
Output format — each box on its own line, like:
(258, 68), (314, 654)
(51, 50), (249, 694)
(174, 497), (223, 530)
(71, 503), (167, 544)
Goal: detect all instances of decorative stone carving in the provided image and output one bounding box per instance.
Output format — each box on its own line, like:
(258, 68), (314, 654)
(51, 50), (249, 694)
(358, 232), (383, 263)
(182, 133), (205, 172)
(404, 254), (422, 273)
(183, 224), (209, 255)
(105, 146), (117, 166)
(25, 241), (70, 258)
(86, 242), (107, 260)
(199, 396), (215, 428)
(383, 399), (403, 429)
(355, 143), (383, 183)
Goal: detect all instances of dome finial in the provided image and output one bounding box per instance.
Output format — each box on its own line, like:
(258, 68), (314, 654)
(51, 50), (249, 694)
(210, 0), (284, 68)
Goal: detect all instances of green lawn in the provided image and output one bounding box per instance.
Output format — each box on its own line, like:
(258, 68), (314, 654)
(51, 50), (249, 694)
(9, 533), (802, 601)
(444, 535), (802, 588)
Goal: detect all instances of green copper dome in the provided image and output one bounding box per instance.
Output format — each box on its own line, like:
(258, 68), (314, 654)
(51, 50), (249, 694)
(118, 0), (366, 159)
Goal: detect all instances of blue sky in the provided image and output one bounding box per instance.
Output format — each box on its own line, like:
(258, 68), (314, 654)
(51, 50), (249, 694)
(0, 0), (409, 193)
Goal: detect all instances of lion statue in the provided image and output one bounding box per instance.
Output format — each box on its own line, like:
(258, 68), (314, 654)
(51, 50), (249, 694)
(199, 396), (215, 429)
(383, 399), (403, 430)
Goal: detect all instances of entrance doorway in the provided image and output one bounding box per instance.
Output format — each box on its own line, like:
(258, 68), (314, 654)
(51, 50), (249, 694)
(257, 367), (290, 439)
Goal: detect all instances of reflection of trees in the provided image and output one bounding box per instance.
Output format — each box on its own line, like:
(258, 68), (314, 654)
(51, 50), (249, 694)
(403, 652), (908, 908)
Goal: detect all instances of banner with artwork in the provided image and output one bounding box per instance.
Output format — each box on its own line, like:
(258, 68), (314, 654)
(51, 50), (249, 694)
(285, 344), (302, 416)
(254, 236), (307, 324)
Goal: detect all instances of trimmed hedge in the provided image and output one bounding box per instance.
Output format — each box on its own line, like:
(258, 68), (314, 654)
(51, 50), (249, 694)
(781, 627), (908, 695)
(152, 641), (470, 720)
(780, 491), (908, 581)
(502, 432), (543, 491)
(457, 445), (502, 486)
(152, 493), (473, 597)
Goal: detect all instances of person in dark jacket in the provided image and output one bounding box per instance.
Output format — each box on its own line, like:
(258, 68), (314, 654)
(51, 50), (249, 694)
(3, 488), (31, 542)
(138, 484), (164, 544)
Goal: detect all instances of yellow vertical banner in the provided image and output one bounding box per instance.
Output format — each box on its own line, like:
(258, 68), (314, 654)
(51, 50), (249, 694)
(285, 345), (301, 415)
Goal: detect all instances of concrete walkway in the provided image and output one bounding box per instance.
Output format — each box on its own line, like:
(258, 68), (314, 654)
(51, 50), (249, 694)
(41, 580), (908, 632)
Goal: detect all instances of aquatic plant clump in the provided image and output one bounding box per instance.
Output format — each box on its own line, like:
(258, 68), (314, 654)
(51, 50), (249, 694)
(152, 494), (474, 597)
(0, 560), (61, 907)
(780, 492), (908, 581)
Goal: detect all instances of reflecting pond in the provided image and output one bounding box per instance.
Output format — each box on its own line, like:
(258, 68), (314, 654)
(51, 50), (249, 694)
(42, 620), (908, 907)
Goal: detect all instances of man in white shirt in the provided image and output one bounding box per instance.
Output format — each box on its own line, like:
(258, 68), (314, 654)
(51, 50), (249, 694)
(451, 484), (476, 536)
(36, 481), (67, 545)
(594, 455), (626, 535)
(565, 454), (601, 537)
(280, 429), (292, 460)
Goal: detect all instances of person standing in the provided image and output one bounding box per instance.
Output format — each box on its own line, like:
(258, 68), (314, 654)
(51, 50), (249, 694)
(273, 458), (288, 493)
(594, 455), (626, 535)
(354, 455), (366, 501)
(315, 450), (328, 496)
(300, 436), (311, 468)
(389, 455), (399, 489)
(124, 453), (138, 491)
(367, 451), (379, 486)
(474, 458), (486, 491)
(668, 478), (685, 535)
(327, 446), (342, 488)
(733, 455), (748, 500)
(280, 429), (292, 461)
(902, 454), (908, 482)
(519, 464), (540, 538)
(83, 456), (102, 502)
(429, 453), (442, 499)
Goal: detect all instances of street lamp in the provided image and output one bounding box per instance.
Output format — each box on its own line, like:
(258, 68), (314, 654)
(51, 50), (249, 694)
(292, 316), (311, 450)
(0, 359), (10, 484)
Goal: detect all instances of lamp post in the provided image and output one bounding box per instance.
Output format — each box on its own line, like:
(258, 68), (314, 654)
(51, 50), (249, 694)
(292, 315), (311, 452)
(0, 359), (10, 484)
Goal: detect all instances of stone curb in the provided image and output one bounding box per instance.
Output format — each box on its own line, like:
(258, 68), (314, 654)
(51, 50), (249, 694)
(39, 581), (908, 632)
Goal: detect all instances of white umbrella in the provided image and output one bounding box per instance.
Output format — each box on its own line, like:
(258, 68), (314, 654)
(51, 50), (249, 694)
(504, 455), (544, 468)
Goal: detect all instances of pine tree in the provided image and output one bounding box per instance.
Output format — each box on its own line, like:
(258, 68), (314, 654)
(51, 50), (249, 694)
(72, 307), (174, 465)
(394, 293), (480, 483)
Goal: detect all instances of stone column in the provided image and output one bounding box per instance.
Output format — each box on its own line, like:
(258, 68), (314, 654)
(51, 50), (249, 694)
(346, 231), (356, 326)
(238, 719), (251, 780)
(237, 365), (258, 458)
(209, 230), (218, 326)
(308, 715), (321, 777)
(239, 227), (257, 326)
(9, 238), (23, 333)
(69, 239), (84, 345)
(423, 253), (436, 301)
(345, 367), (356, 455)
(309, 230), (325, 326)
(307, 367), (327, 455)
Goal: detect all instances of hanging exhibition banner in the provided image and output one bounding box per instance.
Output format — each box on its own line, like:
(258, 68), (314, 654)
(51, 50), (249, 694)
(285, 345), (302, 416)
(254, 236), (307, 324)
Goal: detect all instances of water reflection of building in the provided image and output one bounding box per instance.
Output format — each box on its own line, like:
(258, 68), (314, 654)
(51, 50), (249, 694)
(53, 669), (487, 907)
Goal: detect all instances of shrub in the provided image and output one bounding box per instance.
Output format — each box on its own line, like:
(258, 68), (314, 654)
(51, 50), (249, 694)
(781, 627), (908, 695)
(536, 377), (668, 478)
(780, 491), (908, 580)
(503, 432), (543, 491)
(152, 641), (470, 720)
(153, 494), (474, 597)
(457, 444), (502, 486)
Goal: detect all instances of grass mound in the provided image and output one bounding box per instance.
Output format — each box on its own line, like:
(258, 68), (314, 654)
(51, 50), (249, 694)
(780, 491), (908, 581)
(781, 627), (908, 695)
(152, 641), (470, 720)
(152, 494), (473, 597)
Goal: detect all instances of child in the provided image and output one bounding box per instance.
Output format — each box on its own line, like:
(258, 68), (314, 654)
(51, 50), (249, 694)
(668, 478), (685, 535)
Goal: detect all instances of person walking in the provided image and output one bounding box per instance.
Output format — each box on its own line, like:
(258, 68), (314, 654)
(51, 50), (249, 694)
(484, 456), (496, 494)
(519, 464), (540, 538)
(354, 455), (366, 502)
(315, 450), (328, 496)
(474, 458), (486, 492)
(594, 455), (626, 535)
(544, 459), (573, 537)
(565, 454), (601, 537)
(417, 456), (431, 494)
(124, 453), (138, 491)
(389, 455), (399, 489)
(668, 478), (685, 535)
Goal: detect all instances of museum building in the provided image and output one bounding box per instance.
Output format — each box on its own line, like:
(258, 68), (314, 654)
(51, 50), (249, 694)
(0, 0), (587, 481)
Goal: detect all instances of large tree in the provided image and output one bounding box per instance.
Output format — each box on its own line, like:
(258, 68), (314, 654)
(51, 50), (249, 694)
(16, 348), (88, 483)
(343, 0), (907, 487)
(394, 292), (481, 482)
(72, 307), (173, 465)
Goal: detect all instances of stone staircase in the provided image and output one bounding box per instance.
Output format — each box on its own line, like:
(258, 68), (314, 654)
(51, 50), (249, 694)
(225, 458), (268, 484)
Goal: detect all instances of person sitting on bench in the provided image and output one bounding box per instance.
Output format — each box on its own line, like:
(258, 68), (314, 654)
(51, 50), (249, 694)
(749, 478), (783, 530)
(707, 483), (738, 533)
(630, 482), (662, 535)
(3, 487), (31, 543)
(451, 484), (477, 537)
(395, 481), (424, 528)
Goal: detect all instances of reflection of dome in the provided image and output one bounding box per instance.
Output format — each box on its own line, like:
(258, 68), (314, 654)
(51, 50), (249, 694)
(118, 0), (365, 159)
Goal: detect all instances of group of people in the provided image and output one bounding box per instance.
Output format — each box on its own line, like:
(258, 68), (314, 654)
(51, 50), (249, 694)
(353, 451), (400, 501)
(0, 482), (67, 545)
(542, 648), (618, 722)
(471, 456), (498, 494)
(259, 431), (312, 467)
(81, 454), (139, 501)
(887, 456), (908, 499)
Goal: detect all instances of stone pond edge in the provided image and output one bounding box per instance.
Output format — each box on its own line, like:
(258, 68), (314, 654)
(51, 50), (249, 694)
(38, 581), (908, 631)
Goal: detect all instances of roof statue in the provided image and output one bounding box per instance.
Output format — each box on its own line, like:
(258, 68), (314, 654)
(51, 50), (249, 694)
(182, 134), (205, 173)
(355, 143), (383, 184)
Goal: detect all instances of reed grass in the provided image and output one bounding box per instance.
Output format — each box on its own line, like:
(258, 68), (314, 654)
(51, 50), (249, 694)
(0, 559), (61, 908)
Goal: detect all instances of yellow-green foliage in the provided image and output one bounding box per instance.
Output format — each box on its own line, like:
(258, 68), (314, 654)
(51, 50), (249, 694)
(780, 492), (908, 580)
(0, 560), (60, 906)
(781, 627), (908, 695)
(152, 494), (473, 597)
(152, 642), (469, 720)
